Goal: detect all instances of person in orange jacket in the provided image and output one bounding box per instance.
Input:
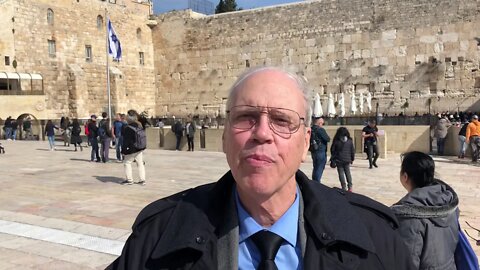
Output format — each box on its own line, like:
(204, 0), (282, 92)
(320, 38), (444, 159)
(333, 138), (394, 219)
(466, 115), (480, 162)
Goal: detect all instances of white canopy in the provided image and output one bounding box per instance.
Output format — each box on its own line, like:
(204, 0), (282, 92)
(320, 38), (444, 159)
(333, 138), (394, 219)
(366, 92), (372, 112)
(350, 93), (357, 115)
(359, 92), (364, 114)
(312, 93), (323, 117)
(0, 72), (43, 80)
(339, 93), (345, 117)
(327, 93), (336, 117)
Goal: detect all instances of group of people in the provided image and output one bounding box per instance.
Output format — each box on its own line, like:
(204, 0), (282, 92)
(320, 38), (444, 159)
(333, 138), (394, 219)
(108, 66), (476, 270)
(309, 117), (379, 192)
(435, 112), (480, 162)
(172, 118), (197, 151)
(2, 116), (33, 140)
(43, 110), (148, 185)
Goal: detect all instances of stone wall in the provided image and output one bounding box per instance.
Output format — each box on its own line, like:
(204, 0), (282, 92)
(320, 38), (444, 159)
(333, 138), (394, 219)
(152, 0), (480, 118)
(0, 0), (156, 120)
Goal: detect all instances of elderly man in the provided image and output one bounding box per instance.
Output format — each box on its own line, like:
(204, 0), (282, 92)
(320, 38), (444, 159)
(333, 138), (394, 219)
(108, 67), (414, 269)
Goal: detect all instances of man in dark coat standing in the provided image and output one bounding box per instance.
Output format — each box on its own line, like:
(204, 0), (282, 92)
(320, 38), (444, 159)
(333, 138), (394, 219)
(108, 67), (415, 270)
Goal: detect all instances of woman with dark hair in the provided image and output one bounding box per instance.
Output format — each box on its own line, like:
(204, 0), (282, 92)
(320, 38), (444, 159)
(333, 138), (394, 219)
(391, 151), (459, 269)
(45, 120), (58, 150)
(330, 127), (355, 191)
(70, 119), (83, 151)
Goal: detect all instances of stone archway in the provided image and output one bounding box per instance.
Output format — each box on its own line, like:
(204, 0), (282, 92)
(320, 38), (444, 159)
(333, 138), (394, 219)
(16, 113), (41, 140)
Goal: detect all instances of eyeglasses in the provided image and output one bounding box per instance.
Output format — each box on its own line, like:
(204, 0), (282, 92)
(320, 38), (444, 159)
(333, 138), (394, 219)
(226, 105), (306, 134)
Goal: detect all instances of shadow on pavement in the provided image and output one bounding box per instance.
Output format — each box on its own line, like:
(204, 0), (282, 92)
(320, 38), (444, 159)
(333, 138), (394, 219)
(70, 158), (94, 162)
(36, 148), (75, 152)
(94, 176), (124, 184)
(433, 156), (480, 167)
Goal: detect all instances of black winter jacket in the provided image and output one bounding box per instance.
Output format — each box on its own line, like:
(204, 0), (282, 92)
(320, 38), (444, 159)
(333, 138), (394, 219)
(331, 136), (355, 164)
(108, 170), (415, 270)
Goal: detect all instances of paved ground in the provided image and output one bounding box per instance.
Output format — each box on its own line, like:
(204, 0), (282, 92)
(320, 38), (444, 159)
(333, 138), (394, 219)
(0, 139), (478, 269)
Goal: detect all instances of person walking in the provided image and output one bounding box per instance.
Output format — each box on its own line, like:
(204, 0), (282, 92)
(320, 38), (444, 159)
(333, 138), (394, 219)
(391, 151), (459, 269)
(457, 120), (469, 159)
(310, 117), (330, 182)
(121, 110), (146, 185)
(466, 115), (480, 162)
(44, 120), (58, 150)
(4, 116), (12, 140)
(362, 119), (379, 169)
(185, 118), (196, 151)
(60, 116), (71, 147)
(70, 119), (83, 152)
(98, 112), (114, 163)
(10, 118), (18, 141)
(173, 119), (184, 151)
(434, 115), (452, 156)
(87, 115), (101, 162)
(331, 127), (355, 192)
(113, 113), (126, 162)
(23, 117), (32, 140)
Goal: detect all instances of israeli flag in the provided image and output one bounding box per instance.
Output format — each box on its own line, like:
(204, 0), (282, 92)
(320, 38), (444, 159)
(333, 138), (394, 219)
(107, 19), (122, 60)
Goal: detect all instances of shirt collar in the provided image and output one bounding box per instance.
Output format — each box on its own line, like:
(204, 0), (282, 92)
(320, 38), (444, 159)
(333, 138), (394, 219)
(235, 185), (299, 247)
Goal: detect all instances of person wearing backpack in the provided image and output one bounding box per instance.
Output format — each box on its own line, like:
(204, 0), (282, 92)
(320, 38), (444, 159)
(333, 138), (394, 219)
(310, 117), (330, 182)
(121, 109), (146, 185)
(99, 112), (114, 163)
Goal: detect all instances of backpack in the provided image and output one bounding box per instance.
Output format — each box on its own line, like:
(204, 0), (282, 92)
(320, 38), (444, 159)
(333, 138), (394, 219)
(98, 125), (107, 138)
(309, 126), (320, 152)
(128, 125), (147, 151)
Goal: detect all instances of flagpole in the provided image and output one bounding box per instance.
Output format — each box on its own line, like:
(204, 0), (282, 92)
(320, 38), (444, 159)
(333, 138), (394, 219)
(105, 9), (112, 130)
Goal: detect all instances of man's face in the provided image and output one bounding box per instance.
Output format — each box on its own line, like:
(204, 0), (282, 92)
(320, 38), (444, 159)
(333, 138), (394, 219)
(223, 70), (311, 198)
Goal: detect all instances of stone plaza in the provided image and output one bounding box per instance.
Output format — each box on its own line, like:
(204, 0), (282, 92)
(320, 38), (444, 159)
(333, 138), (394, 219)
(0, 139), (478, 269)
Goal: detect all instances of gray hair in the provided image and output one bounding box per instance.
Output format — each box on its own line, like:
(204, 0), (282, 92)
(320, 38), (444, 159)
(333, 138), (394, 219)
(226, 66), (312, 127)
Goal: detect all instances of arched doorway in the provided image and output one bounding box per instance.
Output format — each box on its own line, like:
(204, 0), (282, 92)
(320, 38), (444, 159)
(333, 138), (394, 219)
(16, 113), (41, 140)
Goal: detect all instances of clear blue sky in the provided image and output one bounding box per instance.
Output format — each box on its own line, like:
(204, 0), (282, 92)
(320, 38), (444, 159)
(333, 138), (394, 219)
(154, 0), (303, 14)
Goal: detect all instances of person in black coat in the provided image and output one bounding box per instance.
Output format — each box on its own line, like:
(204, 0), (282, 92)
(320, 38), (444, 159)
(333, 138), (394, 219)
(108, 67), (415, 270)
(331, 127), (355, 191)
(70, 119), (83, 152)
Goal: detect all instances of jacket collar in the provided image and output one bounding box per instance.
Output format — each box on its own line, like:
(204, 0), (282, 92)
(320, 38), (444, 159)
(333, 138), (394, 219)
(151, 170), (376, 259)
(295, 171), (376, 254)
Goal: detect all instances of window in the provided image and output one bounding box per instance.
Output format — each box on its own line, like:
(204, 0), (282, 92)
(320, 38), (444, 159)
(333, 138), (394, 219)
(136, 28), (142, 40)
(5, 56), (10, 66)
(85, 45), (92, 62)
(97, 15), (103, 30)
(47, 9), (54, 25)
(48, 40), (56, 57)
(139, 52), (144, 65)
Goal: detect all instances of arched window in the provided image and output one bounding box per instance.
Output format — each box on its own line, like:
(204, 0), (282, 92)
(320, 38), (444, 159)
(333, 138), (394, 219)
(47, 9), (54, 25)
(97, 15), (103, 30)
(136, 28), (142, 40)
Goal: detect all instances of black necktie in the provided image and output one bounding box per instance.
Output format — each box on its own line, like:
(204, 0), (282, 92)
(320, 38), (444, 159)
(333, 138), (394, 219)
(251, 230), (284, 270)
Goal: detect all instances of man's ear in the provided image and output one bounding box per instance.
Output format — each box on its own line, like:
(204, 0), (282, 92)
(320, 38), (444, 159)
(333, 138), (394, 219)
(301, 127), (311, 162)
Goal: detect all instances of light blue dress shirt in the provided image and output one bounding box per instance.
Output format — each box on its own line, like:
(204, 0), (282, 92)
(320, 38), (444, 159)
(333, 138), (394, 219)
(235, 186), (302, 270)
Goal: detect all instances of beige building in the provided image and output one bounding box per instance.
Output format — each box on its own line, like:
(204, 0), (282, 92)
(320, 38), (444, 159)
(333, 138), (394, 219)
(1, 0), (480, 125)
(0, 0), (155, 122)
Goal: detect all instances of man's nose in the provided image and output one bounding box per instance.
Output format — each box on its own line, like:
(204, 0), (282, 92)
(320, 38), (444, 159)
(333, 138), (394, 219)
(252, 113), (273, 142)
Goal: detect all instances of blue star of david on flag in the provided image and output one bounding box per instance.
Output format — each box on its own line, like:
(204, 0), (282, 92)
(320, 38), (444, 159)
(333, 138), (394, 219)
(107, 19), (122, 60)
